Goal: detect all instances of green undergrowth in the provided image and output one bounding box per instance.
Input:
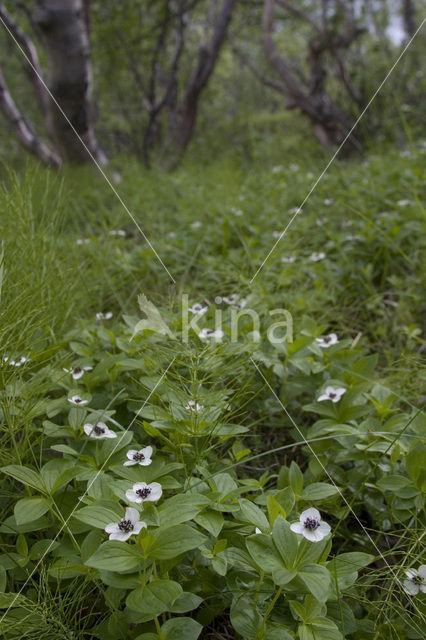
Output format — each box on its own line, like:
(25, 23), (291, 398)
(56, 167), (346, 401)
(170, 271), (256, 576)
(0, 143), (425, 639)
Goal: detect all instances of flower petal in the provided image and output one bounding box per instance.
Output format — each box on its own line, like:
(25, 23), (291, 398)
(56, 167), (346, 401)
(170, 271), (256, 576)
(403, 579), (419, 595)
(147, 483), (162, 501)
(133, 521), (147, 534)
(317, 394), (329, 402)
(317, 522), (331, 536)
(302, 529), (324, 542)
(126, 450), (138, 459)
(141, 446), (153, 459)
(125, 507), (140, 524)
(109, 531), (132, 542)
(83, 424), (93, 436)
(290, 522), (305, 534)
(417, 565), (426, 579)
(104, 523), (119, 534)
(300, 508), (321, 522)
(125, 490), (139, 502)
(123, 460), (136, 466)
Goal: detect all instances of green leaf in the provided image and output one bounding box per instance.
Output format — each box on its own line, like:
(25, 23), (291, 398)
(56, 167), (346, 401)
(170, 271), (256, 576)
(272, 516), (298, 568)
(406, 442), (426, 491)
(158, 494), (208, 528)
(272, 567), (297, 585)
(1, 465), (45, 493)
(14, 497), (50, 525)
(289, 461), (303, 495)
(238, 498), (270, 532)
(170, 591), (203, 613)
(377, 475), (410, 491)
(301, 483), (340, 501)
(267, 494), (286, 524)
(0, 593), (26, 608)
(126, 580), (182, 615)
(85, 541), (142, 571)
(194, 510), (224, 537)
(298, 564), (331, 601)
(74, 503), (122, 529)
(246, 534), (282, 573)
(299, 617), (342, 640)
(230, 596), (262, 639)
(161, 617), (202, 640)
(149, 524), (207, 560)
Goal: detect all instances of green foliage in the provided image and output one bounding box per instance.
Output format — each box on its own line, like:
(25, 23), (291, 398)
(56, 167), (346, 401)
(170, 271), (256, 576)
(0, 141), (425, 639)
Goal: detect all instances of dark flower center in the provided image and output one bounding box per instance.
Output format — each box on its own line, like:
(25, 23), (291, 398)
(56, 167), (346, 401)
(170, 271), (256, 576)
(324, 336), (332, 343)
(411, 575), (423, 584)
(304, 517), (320, 531)
(74, 397), (82, 404)
(93, 424), (105, 435)
(118, 519), (134, 533)
(329, 392), (336, 399)
(73, 367), (82, 374)
(133, 452), (145, 462)
(136, 487), (151, 499)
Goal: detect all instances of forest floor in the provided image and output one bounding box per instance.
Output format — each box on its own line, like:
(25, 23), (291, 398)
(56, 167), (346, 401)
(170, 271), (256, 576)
(0, 143), (425, 639)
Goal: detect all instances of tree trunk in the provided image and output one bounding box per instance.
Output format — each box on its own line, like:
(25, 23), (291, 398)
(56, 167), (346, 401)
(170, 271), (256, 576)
(0, 67), (61, 167)
(34, 0), (106, 164)
(172, 0), (236, 159)
(402, 0), (416, 38)
(262, 0), (354, 150)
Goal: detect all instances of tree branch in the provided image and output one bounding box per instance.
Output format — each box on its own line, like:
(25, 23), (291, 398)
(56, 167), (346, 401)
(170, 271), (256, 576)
(0, 67), (61, 167)
(0, 3), (49, 117)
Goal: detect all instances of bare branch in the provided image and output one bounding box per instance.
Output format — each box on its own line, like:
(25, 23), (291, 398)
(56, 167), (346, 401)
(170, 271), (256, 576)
(0, 3), (49, 117)
(231, 41), (284, 93)
(0, 67), (61, 167)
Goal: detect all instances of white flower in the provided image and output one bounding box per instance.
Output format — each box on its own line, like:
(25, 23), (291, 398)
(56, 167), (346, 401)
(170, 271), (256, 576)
(191, 221), (202, 229)
(123, 446), (153, 466)
(125, 482), (162, 504)
(109, 229), (126, 237)
(4, 356), (28, 367)
(397, 200), (411, 207)
(230, 206), (243, 216)
(223, 294), (239, 305)
(281, 256), (296, 263)
(272, 230), (282, 239)
(316, 333), (339, 348)
(198, 328), (224, 340)
(289, 163), (299, 171)
(63, 365), (92, 380)
(76, 238), (90, 245)
(288, 207), (302, 214)
(68, 395), (89, 406)
(309, 252), (326, 262)
(84, 422), (117, 439)
(105, 507), (146, 541)
(255, 527), (262, 534)
(324, 198), (333, 206)
(271, 165), (283, 173)
(189, 303), (208, 315)
(342, 220), (353, 228)
(236, 299), (247, 310)
(290, 508), (331, 542)
(185, 400), (204, 412)
(403, 566), (426, 595)
(316, 217), (327, 226)
(318, 386), (346, 403)
(96, 312), (113, 320)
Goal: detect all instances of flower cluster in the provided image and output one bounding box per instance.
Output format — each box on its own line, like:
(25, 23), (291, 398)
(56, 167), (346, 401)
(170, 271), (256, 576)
(104, 445), (162, 541)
